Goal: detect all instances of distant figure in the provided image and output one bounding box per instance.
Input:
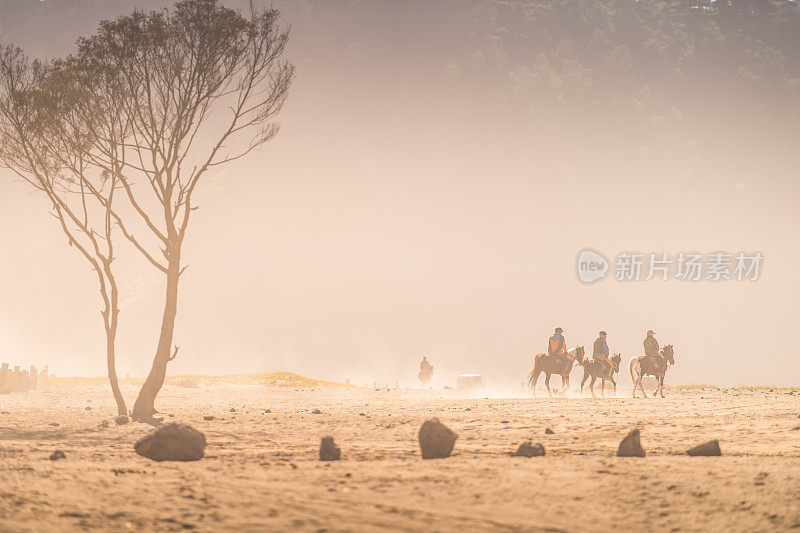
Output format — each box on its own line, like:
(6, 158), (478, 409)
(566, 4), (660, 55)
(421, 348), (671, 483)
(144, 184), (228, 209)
(418, 356), (433, 385)
(548, 327), (569, 370)
(643, 329), (659, 362)
(593, 330), (612, 377)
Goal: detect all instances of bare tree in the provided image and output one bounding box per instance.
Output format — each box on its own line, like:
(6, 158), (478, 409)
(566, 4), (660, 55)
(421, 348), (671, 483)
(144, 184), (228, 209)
(0, 45), (127, 416)
(57, 0), (294, 420)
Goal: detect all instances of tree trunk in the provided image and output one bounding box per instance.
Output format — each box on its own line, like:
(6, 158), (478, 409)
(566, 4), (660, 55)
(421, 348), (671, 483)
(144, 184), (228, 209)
(103, 254), (127, 416)
(130, 253), (180, 421)
(106, 321), (127, 416)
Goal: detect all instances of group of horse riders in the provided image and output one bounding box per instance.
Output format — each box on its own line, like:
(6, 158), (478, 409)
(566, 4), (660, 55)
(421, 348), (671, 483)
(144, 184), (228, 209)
(547, 327), (662, 378)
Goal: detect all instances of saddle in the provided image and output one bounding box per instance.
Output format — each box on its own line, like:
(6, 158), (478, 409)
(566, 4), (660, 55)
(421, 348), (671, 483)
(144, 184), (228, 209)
(642, 354), (664, 375)
(548, 352), (570, 372)
(595, 356), (613, 378)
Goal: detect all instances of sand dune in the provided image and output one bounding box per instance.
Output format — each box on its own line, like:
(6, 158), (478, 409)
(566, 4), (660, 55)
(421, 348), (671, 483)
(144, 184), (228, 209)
(1, 384), (799, 531)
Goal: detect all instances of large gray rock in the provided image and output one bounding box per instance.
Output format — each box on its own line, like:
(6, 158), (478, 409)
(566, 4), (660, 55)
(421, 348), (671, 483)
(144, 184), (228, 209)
(319, 436), (341, 461)
(511, 441), (545, 457)
(418, 418), (457, 459)
(687, 440), (721, 456)
(134, 423), (206, 462)
(616, 428), (645, 457)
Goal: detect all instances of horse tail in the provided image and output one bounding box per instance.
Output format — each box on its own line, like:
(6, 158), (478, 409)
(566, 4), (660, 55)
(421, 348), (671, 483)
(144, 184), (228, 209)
(629, 357), (639, 386)
(527, 354), (542, 389)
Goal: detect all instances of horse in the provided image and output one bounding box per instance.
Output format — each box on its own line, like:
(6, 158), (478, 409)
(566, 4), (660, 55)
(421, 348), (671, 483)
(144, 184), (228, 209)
(629, 345), (675, 398)
(527, 346), (585, 397)
(580, 353), (622, 399)
(418, 359), (433, 386)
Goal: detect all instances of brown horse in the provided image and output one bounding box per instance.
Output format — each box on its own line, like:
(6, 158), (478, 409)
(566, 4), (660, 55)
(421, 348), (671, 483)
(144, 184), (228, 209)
(527, 346), (584, 397)
(580, 353), (622, 398)
(629, 345), (675, 398)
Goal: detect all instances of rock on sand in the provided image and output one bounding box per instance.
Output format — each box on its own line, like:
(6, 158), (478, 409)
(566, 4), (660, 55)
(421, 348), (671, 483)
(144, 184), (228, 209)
(418, 418), (458, 459)
(510, 442), (545, 457)
(319, 436), (341, 461)
(134, 423), (206, 462)
(687, 440), (722, 456)
(617, 428), (645, 457)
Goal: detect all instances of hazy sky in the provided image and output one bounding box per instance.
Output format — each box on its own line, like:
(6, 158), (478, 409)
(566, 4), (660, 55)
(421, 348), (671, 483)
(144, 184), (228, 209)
(1, 1), (799, 387)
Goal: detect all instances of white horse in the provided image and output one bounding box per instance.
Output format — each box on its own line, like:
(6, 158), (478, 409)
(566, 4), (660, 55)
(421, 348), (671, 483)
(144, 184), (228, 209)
(629, 345), (675, 398)
(528, 346), (585, 397)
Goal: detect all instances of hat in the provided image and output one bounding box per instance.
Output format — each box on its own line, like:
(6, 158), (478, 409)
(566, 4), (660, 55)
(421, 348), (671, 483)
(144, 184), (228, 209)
(599, 331), (607, 336)
(555, 327), (564, 334)
(647, 329), (655, 335)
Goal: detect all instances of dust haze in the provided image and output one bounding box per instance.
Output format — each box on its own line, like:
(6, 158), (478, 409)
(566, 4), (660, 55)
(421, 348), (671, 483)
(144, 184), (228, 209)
(0, 0), (798, 388)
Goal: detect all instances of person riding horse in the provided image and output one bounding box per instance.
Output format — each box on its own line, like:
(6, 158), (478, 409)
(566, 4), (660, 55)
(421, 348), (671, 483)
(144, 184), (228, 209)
(418, 356), (433, 385)
(643, 330), (659, 359)
(548, 327), (570, 372)
(642, 330), (664, 374)
(593, 331), (612, 378)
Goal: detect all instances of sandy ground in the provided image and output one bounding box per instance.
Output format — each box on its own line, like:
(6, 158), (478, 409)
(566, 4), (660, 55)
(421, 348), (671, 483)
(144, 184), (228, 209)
(1, 383), (799, 532)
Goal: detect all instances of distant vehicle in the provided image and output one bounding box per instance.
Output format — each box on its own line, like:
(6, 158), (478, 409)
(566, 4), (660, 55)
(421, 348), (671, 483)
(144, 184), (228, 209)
(457, 374), (484, 390)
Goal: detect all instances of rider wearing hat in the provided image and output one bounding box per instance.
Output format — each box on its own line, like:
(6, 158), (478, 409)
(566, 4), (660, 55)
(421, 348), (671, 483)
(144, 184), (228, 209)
(643, 330), (659, 360)
(593, 331), (611, 377)
(548, 327), (569, 369)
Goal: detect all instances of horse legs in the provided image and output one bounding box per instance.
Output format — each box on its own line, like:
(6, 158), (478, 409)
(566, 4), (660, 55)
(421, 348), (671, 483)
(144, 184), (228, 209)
(659, 375), (665, 398)
(581, 372), (589, 395)
(589, 376), (597, 399)
(610, 376), (617, 396)
(601, 378), (606, 398)
(544, 373), (553, 397)
(531, 370), (541, 397)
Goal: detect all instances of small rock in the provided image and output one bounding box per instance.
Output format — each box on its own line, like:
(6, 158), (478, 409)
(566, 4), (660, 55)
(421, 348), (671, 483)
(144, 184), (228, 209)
(49, 422), (60, 427)
(229, 408), (236, 413)
(264, 409), (272, 414)
(85, 406), (92, 411)
(418, 418), (458, 459)
(791, 426), (800, 431)
(500, 420), (509, 424)
(510, 441), (545, 457)
(114, 415), (129, 425)
(49, 450), (66, 461)
(203, 416), (215, 421)
(0, 411), (9, 415)
(687, 440), (721, 457)
(617, 429), (645, 457)
(545, 428), (555, 435)
(99, 420), (109, 428)
(134, 423), (206, 462)
(359, 413), (366, 416)
(312, 409), (322, 415)
(319, 436), (341, 461)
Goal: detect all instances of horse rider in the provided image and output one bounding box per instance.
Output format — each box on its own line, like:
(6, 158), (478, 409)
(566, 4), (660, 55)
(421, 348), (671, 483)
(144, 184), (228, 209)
(548, 327), (569, 370)
(643, 329), (659, 362)
(593, 330), (611, 377)
(419, 356), (433, 383)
